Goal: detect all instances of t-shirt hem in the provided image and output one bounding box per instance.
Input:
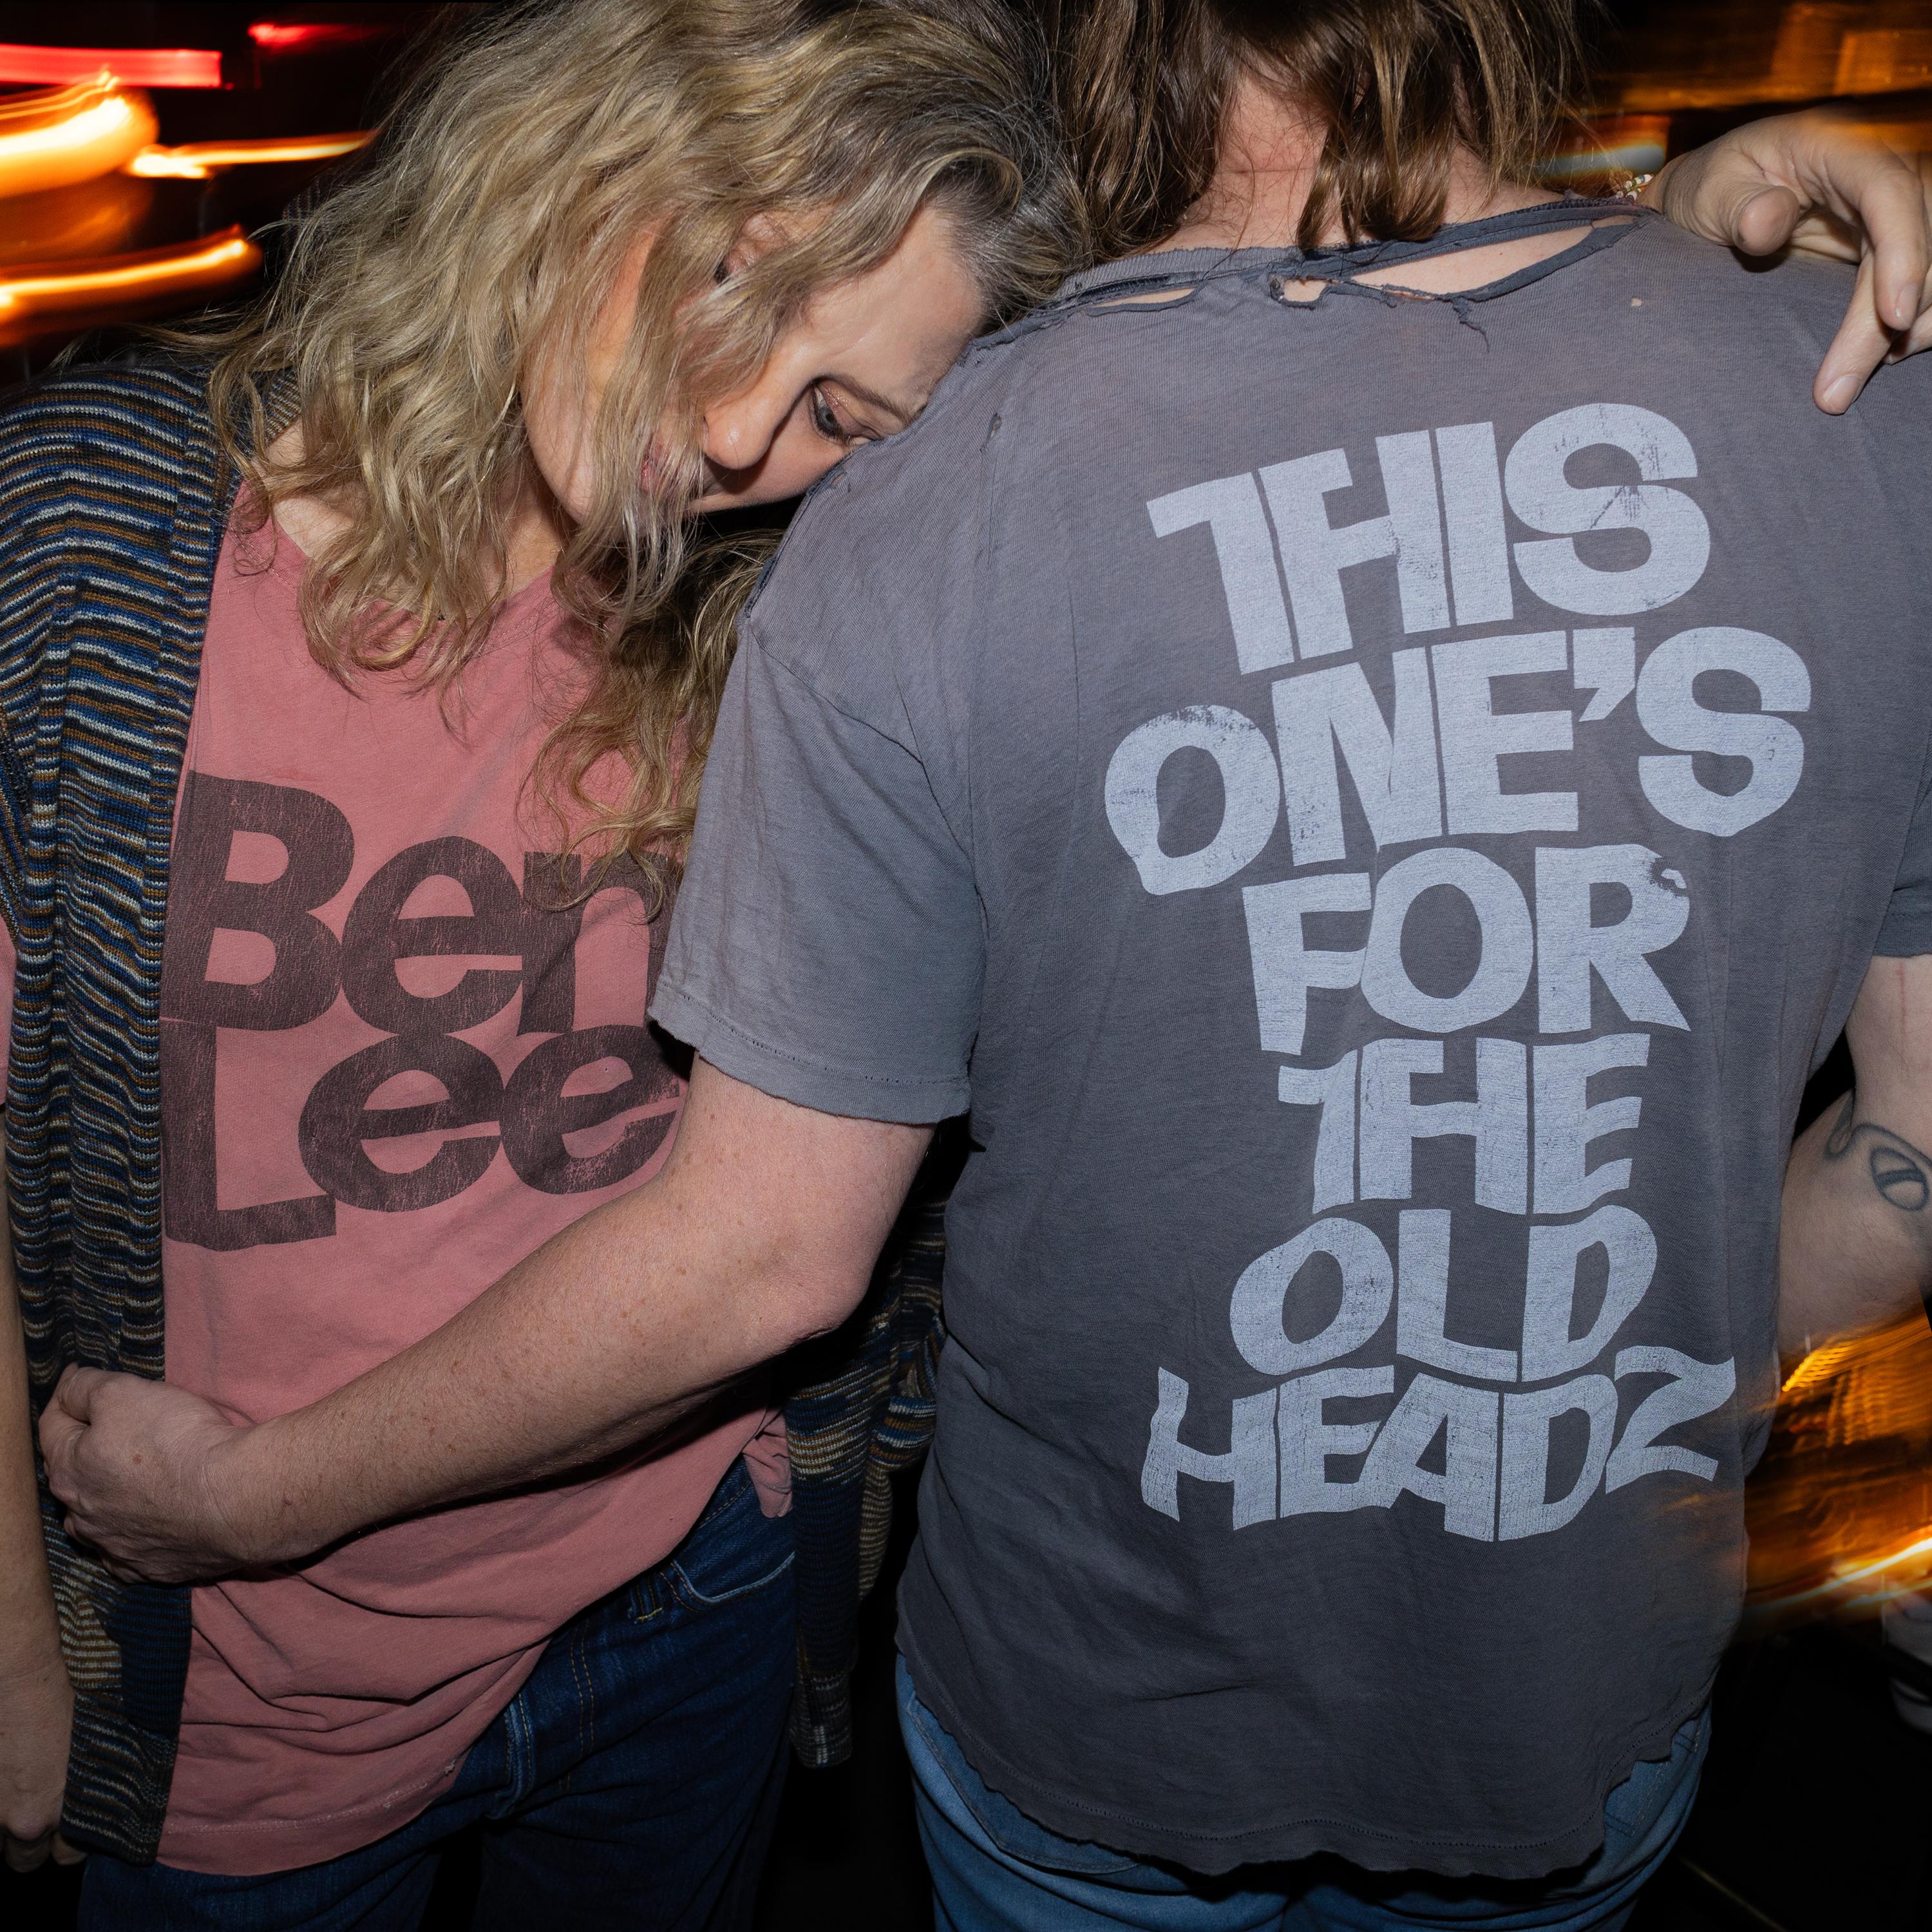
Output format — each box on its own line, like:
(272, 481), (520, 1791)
(155, 1752), (466, 1876)
(650, 981), (968, 1125)
(896, 1625), (1709, 1882)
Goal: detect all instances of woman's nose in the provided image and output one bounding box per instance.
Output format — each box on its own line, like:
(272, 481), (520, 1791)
(701, 383), (791, 476)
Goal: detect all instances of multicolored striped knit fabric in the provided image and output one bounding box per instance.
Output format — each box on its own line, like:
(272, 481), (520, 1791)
(0, 354), (242, 1863)
(0, 354), (949, 1857)
(784, 1130), (956, 1766)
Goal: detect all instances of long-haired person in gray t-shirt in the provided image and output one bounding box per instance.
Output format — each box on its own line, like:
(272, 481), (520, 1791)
(32, 3), (1932, 1927)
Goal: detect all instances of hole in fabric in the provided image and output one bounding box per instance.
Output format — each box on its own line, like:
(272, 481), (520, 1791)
(1350, 214), (1635, 299)
(1090, 285), (1198, 310)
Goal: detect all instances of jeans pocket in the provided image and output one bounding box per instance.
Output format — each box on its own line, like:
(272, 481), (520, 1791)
(666, 1464), (795, 1609)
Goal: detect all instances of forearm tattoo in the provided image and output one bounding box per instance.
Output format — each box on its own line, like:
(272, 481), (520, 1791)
(1823, 1093), (1932, 1214)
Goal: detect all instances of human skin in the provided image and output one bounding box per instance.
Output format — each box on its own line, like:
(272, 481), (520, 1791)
(35, 101), (1932, 1597)
(1780, 953), (1932, 1361)
(0, 1124), (79, 1873)
(1160, 97), (1932, 398)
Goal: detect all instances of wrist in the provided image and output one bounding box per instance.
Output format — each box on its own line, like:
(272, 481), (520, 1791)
(210, 1415), (325, 1567)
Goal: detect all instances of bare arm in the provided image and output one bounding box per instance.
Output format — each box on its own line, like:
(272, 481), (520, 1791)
(0, 1122), (80, 1870)
(42, 1062), (931, 1582)
(1644, 111), (1932, 410)
(1781, 954), (1932, 1361)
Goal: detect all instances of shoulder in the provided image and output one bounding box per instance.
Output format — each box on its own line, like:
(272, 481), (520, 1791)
(1610, 211), (1861, 342)
(0, 353), (222, 562)
(1608, 212), (1932, 441)
(738, 339), (1026, 696)
(2, 349), (213, 442)
(1, 352), (217, 498)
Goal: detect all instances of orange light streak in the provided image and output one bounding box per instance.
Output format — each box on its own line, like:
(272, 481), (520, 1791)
(128, 131), (372, 180)
(0, 229), (261, 348)
(0, 44), (222, 90)
(0, 175), (153, 271)
(1744, 1307), (1932, 1628)
(123, 153), (210, 182)
(0, 80), (156, 200)
(1777, 1531), (1932, 1615)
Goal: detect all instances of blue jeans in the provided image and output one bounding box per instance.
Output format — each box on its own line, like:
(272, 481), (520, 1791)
(83, 1461), (795, 1931)
(899, 1658), (1707, 1932)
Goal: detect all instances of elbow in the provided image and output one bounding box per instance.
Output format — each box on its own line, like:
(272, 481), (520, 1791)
(711, 1226), (874, 1363)
(769, 1262), (871, 1354)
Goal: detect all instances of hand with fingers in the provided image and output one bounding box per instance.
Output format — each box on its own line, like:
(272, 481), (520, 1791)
(1649, 111), (1932, 412)
(0, 1643), (81, 1874)
(38, 1367), (270, 1587)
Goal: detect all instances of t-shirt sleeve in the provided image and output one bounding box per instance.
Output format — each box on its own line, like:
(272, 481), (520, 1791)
(649, 631), (983, 1124)
(1875, 766), (1932, 955)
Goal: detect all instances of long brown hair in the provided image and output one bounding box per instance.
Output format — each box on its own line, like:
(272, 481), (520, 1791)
(1047, 0), (1591, 258)
(198, 0), (1080, 869)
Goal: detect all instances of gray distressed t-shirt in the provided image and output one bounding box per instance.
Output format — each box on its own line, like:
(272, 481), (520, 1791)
(652, 207), (1932, 1879)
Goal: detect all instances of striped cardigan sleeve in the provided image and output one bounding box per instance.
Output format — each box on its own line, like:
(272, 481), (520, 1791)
(0, 357), (237, 1863)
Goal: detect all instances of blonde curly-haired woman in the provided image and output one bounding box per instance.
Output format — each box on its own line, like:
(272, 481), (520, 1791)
(7, 1), (1931, 1927)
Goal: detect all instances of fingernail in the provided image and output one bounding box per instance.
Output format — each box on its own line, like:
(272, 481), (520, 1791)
(1822, 374), (1859, 411)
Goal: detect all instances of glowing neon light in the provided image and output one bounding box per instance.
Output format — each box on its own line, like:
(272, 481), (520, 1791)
(0, 230), (261, 346)
(0, 44), (222, 89)
(0, 81), (157, 200)
(128, 131), (372, 180)
(249, 22), (386, 51)
(123, 151), (211, 181)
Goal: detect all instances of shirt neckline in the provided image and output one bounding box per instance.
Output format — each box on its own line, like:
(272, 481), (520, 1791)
(1052, 196), (1655, 305)
(232, 500), (567, 661)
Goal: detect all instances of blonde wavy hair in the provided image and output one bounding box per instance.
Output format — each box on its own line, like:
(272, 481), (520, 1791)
(202, 0), (1081, 869)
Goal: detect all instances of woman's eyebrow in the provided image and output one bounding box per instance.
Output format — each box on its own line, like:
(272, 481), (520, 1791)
(831, 375), (921, 427)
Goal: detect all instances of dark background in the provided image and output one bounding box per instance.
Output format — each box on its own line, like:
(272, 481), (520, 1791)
(3, 4), (1931, 1927)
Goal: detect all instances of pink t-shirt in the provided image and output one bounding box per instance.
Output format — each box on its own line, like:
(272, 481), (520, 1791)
(2, 522), (786, 1874)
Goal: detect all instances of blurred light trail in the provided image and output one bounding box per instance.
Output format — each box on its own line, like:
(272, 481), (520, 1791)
(1767, 1530), (1932, 1615)
(0, 175), (153, 270)
(0, 44), (222, 89)
(128, 132), (372, 180)
(0, 81), (156, 201)
(1539, 115), (1672, 185)
(249, 22), (389, 51)
(0, 228), (261, 348)
(1744, 1306), (1932, 1629)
